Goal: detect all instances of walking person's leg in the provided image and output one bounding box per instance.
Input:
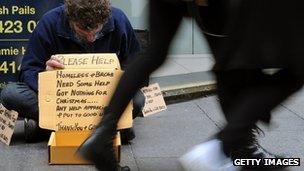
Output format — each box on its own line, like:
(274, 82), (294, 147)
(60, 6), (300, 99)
(191, 1), (280, 160)
(78, 1), (185, 170)
(217, 69), (304, 169)
(180, 69), (304, 170)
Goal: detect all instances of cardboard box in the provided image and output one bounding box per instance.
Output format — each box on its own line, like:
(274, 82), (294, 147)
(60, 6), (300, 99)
(48, 131), (121, 164)
(38, 53), (132, 164)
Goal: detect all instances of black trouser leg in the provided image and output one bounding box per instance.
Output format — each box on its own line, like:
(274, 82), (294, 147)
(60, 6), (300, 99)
(216, 69), (304, 155)
(216, 70), (272, 123)
(78, 1), (185, 170)
(106, 0), (184, 120)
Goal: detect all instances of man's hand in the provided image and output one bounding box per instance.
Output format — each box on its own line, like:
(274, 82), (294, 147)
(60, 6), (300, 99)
(45, 55), (65, 71)
(195, 0), (208, 6)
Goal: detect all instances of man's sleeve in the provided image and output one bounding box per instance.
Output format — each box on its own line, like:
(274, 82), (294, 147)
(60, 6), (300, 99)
(19, 19), (53, 92)
(118, 13), (141, 69)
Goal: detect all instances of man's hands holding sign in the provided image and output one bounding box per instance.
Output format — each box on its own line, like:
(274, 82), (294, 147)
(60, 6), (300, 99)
(45, 55), (65, 71)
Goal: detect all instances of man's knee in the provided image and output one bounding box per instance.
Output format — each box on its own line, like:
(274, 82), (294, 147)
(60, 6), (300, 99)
(1, 83), (20, 109)
(1, 82), (37, 111)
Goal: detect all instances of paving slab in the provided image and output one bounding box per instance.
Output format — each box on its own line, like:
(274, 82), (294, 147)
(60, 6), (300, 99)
(150, 60), (189, 78)
(259, 106), (304, 132)
(136, 157), (183, 171)
(131, 101), (218, 158)
(258, 130), (304, 171)
(193, 96), (226, 128)
(173, 57), (214, 73)
(282, 90), (304, 119)
(120, 145), (139, 171)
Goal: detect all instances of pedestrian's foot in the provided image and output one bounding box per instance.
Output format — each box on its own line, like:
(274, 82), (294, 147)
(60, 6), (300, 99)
(227, 126), (288, 170)
(78, 125), (127, 171)
(179, 139), (239, 171)
(229, 132), (287, 169)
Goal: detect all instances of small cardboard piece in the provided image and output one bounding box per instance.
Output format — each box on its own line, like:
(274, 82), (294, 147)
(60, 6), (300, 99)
(0, 104), (18, 145)
(48, 131), (121, 164)
(38, 53), (132, 164)
(141, 83), (167, 117)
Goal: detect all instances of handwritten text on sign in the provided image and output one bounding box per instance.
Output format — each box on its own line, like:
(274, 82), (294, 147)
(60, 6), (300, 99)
(55, 70), (115, 130)
(39, 69), (132, 131)
(0, 104), (18, 145)
(141, 83), (167, 117)
(39, 54), (132, 131)
(55, 53), (120, 69)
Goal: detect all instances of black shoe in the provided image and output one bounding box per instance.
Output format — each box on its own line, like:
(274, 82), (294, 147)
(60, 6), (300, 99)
(78, 106), (130, 171)
(78, 125), (129, 171)
(120, 128), (135, 145)
(24, 118), (50, 143)
(229, 126), (287, 170)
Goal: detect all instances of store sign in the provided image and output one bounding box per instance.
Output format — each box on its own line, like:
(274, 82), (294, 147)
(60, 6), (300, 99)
(0, 0), (63, 90)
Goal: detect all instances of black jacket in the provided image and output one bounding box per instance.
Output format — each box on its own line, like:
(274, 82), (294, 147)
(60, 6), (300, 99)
(217, 0), (304, 74)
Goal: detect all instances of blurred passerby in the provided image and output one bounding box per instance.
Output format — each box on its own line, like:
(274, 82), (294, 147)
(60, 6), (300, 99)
(77, 0), (301, 170)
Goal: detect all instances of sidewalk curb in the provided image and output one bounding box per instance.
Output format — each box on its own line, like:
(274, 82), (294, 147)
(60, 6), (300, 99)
(151, 71), (216, 104)
(162, 82), (216, 104)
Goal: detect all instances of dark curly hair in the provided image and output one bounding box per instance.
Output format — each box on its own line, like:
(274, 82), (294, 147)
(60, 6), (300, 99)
(65, 0), (111, 30)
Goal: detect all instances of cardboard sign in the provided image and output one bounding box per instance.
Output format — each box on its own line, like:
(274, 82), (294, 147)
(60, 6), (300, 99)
(56, 53), (121, 70)
(38, 54), (132, 132)
(141, 83), (167, 117)
(0, 104), (18, 145)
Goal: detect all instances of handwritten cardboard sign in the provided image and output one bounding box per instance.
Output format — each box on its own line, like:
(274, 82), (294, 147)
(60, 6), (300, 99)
(56, 53), (121, 70)
(38, 54), (132, 132)
(141, 83), (167, 117)
(0, 104), (18, 145)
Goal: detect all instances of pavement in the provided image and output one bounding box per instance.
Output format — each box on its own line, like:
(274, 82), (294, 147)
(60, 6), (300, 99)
(1, 55), (304, 171)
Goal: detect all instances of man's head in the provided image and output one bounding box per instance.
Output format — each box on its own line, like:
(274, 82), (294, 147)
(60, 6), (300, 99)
(65, 0), (111, 43)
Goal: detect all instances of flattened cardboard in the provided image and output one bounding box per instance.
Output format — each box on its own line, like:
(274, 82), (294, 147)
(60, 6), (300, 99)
(38, 54), (133, 131)
(0, 104), (18, 145)
(48, 131), (121, 164)
(141, 83), (167, 116)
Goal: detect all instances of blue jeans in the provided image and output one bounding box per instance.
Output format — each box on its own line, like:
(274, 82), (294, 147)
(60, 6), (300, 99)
(1, 82), (39, 120)
(0, 82), (145, 121)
